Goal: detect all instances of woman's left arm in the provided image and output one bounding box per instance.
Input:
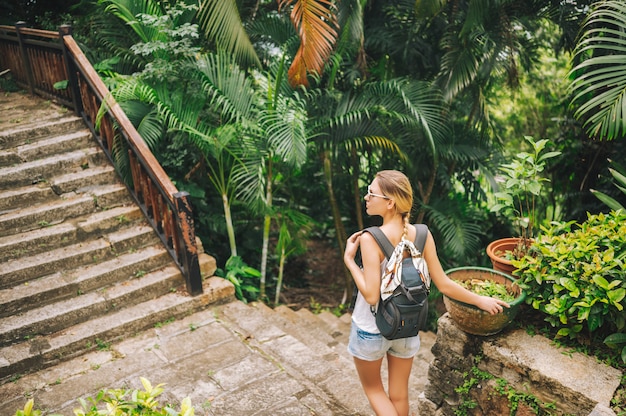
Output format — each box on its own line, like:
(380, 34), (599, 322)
(424, 231), (509, 315)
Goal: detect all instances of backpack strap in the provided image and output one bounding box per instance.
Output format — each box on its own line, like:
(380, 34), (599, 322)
(363, 226), (394, 259)
(364, 224), (429, 258)
(414, 223), (428, 252)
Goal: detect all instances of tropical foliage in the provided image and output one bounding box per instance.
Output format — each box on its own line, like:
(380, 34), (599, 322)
(15, 0), (623, 314)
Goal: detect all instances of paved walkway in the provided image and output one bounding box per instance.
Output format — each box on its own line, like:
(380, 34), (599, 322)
(0, 299), (436, 416)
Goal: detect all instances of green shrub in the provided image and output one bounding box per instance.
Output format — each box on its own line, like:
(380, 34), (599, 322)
(215, 255), (261, 302)
(513, 211), (626, 346)
(15, 377), (194, 416)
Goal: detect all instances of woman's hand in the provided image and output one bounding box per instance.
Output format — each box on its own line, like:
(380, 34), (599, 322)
(475, 296), (510, 315)
(344, 231), (362, 264)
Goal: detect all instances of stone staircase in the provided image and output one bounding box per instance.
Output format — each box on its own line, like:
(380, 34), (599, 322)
(0, 92), (232, 383)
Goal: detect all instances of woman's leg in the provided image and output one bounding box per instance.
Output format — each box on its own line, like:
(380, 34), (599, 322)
(387, 354), (414, 416)
(353, 357), (398, 416)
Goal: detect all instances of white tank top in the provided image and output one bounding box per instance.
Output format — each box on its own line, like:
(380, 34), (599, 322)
(351, 260), (388, 333)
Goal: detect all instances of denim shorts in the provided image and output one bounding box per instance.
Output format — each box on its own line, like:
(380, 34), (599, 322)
(347, 322), (421, 361)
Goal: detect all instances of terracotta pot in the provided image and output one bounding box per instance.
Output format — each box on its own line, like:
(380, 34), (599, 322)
(443, 266), (526, 336)
(486, 237), (521, 275)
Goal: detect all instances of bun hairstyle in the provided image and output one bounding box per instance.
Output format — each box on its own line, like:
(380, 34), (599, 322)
(375, 170), (413, 237)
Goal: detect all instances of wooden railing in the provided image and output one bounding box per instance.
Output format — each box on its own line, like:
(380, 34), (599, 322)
(0, 23), (203, 295)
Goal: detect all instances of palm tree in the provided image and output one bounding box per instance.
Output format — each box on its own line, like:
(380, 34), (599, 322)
(569, 0), (626, 141)
(237, 62), (309, 301)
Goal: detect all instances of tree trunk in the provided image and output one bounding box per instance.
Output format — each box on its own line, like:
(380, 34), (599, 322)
(222, 192), (237, 257)
(350, 147), (364, 230)
(260, 167), (273, 301)
(322, 151), (352, 302)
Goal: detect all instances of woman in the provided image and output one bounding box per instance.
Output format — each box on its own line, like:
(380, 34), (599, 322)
(344, 170), (509, 416)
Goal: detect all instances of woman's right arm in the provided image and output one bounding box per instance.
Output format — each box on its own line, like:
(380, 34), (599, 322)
(344, 231), (382, 305)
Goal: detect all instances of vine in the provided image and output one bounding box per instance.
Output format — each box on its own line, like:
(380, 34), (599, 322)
(453, 356), (558, 416)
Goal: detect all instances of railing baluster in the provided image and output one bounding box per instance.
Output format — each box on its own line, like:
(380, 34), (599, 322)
(15, 22), (35, 95)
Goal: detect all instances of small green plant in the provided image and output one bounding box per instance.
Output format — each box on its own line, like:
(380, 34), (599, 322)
(604, 333), (626, 364)
(493, 379), (557, 415)
(309, 297), (323, 314)
(453, 356), (558, 416)
(13, 399), (41, 416)
(491, 136), (561, 258)
(16, 377), (195, 416)
(215, 256), (261, 303)
(453, 279), (516, 303)
(95, 339), (110, 351)
(454, 360), (493, 416)
(154, 317), (175, 328)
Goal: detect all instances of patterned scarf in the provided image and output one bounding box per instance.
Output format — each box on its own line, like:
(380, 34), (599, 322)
(380, 238), (430, 300)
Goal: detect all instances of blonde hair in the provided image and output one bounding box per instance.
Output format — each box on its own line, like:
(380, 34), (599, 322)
(375, 170), (413, 237)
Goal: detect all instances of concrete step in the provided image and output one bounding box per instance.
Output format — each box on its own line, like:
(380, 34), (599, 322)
(0, 183), (131, 235)
(0, 93), (75, 134)
(0, 129), (94, 167)
(316, 310), (352, 344)
(0, 243), (173, 318)
(2, 147), (109, 189)
(0, 182), (56, 213)
(0, 204), (145, 263)
(0, 259), (184, 346)
(0, 298), (373, 416)
(50, 164), (117, 195)
(0, 115), (85, 150)
(0, 276), (235, 383)
(0, 223), (159, 289)
(0, 146), (108, 190)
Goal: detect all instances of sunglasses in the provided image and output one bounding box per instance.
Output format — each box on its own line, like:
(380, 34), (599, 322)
(366, 185), (390, 200)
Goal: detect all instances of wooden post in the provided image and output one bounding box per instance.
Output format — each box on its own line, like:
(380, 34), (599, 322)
(15, 21), (34, 95)
(173, 191), (203, 295)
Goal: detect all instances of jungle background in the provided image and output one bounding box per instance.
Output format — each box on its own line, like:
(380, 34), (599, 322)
(2, 0), (625, 314)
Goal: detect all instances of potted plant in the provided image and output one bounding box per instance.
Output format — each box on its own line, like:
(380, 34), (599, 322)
(443, 266), (526, 336)
(487, 136), (561, 274)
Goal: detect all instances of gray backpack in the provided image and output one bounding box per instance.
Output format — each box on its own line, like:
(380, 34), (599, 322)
(363, 224), (430, 339)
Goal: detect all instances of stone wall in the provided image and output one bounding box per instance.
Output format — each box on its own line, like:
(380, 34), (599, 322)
(417, 314), (622, 416)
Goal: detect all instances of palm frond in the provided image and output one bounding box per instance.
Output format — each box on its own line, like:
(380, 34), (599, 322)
(569, 1), (626, 140)
(362, 79), (448, 159)
(438, 29), (485, 101)
(98, 0), (165, 43)
(423, 198), (486, 262)
(260, 95), (308, 166)
(118, 100), (163, 150)
(195, 53), (258, 124)
(231, 134), (266, 206)
(343, 135), (407, 163)
(278, 0), (339, 87)
(196, 0), (261, 68)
